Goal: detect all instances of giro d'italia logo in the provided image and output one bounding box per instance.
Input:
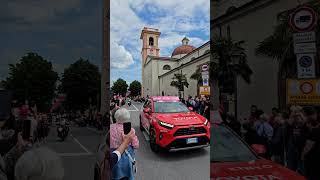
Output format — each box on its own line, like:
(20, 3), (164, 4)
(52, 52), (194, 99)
(299, 56), (312, 68)
(300, 82), (313, 94)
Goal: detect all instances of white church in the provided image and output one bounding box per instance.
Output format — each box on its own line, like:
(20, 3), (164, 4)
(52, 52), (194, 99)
(141, 27), (210, 99)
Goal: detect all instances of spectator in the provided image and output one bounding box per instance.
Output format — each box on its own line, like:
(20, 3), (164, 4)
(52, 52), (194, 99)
(255, 113), (273, 158)
(0, 90), (17, 156)
(271, 114), (286, 165)
(14, 147), (64, 180)
(286, 106), (307, 173)
(3, 132), (32, 180)
(301, 107), (320, 180)
(110, 108), (139, 180)
(269, 107), (279, 128)
(199, 97), (206, 116)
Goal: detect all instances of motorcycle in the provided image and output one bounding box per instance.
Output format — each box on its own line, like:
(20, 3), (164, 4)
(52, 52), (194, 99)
(57, 119), (69, 141)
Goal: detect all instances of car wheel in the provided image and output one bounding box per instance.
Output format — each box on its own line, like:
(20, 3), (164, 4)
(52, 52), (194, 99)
(149, 128), (160, 153)
(139, 116), (144, 131)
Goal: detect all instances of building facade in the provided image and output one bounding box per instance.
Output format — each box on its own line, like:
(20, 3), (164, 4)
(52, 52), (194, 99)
(141, 27), (210, 100)
(212, 0), (310, 119)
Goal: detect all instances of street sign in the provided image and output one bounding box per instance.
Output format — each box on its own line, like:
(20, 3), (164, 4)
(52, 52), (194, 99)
(294, 42), (316, 54)
(293, 32), (316, 44)
(202, 74), (209, 86)
(201, 64), (209, 72)
(199, 86), (210, 95)
(290, 6), (317, 32)
(296, 54), (316, 78)
(287, 79), (320, 105)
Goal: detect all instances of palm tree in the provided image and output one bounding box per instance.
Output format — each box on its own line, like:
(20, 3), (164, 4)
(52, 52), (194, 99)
(170, 71), (189, 98)
(210, 35), (253, 114)
(255, 0), (320, 109)
(190, 68), (203, 96)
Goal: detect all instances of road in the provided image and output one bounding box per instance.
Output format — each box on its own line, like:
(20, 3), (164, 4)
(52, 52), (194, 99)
(45, 122), (103, 180)
(44, 101), (210, 180)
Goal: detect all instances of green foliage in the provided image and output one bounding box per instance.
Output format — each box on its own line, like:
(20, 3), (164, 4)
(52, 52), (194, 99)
(129, 80), (141, 97)
(190, 68), (203, 85)
(170, 72), (189, 92)
(3, 52), (58, 111)
(211, 35), (253, 89)
(111, 78), (128, 96)
(61, 58), (101, 110)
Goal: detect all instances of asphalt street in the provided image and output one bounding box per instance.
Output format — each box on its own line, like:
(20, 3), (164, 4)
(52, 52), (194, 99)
(45, 122), (103, 180)
(43, 101), (210, 180)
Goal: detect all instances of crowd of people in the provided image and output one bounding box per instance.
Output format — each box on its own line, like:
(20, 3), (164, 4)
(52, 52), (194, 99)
(182, 95), (211, 120)
(223, 104), (320, 180)
(0, 90), (64, 180)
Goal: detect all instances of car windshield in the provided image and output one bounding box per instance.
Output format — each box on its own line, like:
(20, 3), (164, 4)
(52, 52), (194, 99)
(211, 124), (258, 162)
(153, 101), (189, 113)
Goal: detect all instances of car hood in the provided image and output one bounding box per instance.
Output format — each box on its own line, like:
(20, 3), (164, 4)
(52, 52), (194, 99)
(210, 159), (306, 180)
(154, 112), (205, 126)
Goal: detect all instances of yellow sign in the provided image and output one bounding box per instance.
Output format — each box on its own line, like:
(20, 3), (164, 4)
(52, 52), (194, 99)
(287, 79), (320, 105)
(199, 86), (210, 95)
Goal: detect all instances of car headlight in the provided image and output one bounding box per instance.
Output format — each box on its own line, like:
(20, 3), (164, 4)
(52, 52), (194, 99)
(204, 119), (208, 126)
(158, 120), (174, 129)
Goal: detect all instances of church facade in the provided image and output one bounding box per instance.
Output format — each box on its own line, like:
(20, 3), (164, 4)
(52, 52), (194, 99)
(141, 27), (210, 99)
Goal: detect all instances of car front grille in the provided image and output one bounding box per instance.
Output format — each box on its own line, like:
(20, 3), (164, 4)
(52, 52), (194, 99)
(167, 136), (209, 148)
(174, 127), (207, 137)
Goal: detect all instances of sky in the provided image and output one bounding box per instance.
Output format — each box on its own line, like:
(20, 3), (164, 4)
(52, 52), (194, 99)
(110, 0), (210, 86)
(0, 0), (102, 81)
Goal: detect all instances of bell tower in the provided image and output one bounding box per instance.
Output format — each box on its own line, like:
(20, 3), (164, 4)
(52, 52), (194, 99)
(140, 27), (160, 96)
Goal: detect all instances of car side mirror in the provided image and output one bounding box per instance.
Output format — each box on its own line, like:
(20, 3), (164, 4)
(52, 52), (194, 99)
(251, 144), (266, 156)
(188, 107), (193, 111)
(143, 108), (151, 114)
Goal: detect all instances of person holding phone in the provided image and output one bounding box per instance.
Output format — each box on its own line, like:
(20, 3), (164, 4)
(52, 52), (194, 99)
(110, 108), (139, 180)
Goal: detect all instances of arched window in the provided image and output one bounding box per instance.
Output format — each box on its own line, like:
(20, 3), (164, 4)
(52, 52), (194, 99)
(149, 37), (154, 46)
(163, 65), (171, 70)
(191, 57), (196, 60)
(204, 50), (210, 54)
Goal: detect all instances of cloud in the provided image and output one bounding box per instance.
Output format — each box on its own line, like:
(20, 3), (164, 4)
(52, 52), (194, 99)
(110, 41), (134, 69)
(110, 0), (209, 82)
(4, 0), (82, 24)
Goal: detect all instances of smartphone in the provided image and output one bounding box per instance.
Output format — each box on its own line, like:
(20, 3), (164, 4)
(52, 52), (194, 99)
(123, 122), (131, 135)
(22, 120), (31, 140)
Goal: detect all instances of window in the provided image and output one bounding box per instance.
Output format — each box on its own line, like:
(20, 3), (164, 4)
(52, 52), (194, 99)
(163, 65), (171, 70)
(149, 37), (154, 46)
(191, 57), (196, 60)
(204, 50), (210, 54)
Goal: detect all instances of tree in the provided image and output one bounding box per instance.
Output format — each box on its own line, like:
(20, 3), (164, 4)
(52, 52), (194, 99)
(170, 71), (189, 98)
(210, 35), (253, 111)
(3, 52), (58, 111)
(129, 80), (141, 97)
(190, 68), (203, 86)
(255, 1), (320, 108)
(111, 78), (128, 96)
(61, 58), (101, 110)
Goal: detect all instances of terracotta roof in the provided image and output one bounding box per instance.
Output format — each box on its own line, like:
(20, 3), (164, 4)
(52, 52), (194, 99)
(171, 45), (196, 57)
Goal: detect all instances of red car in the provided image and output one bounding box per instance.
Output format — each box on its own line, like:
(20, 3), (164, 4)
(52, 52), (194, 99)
(211, 111), (306, 180)
(140, 96), (210, 152)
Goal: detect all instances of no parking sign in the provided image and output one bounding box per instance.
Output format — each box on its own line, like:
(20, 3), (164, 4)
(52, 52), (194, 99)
(296, 53), (315, 78)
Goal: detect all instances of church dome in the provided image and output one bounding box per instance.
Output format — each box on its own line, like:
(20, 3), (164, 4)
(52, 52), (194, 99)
(171, 37), (195, 57)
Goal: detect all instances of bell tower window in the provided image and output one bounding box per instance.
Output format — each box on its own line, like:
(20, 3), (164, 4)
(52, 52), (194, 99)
(149, 37), (154, 46)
